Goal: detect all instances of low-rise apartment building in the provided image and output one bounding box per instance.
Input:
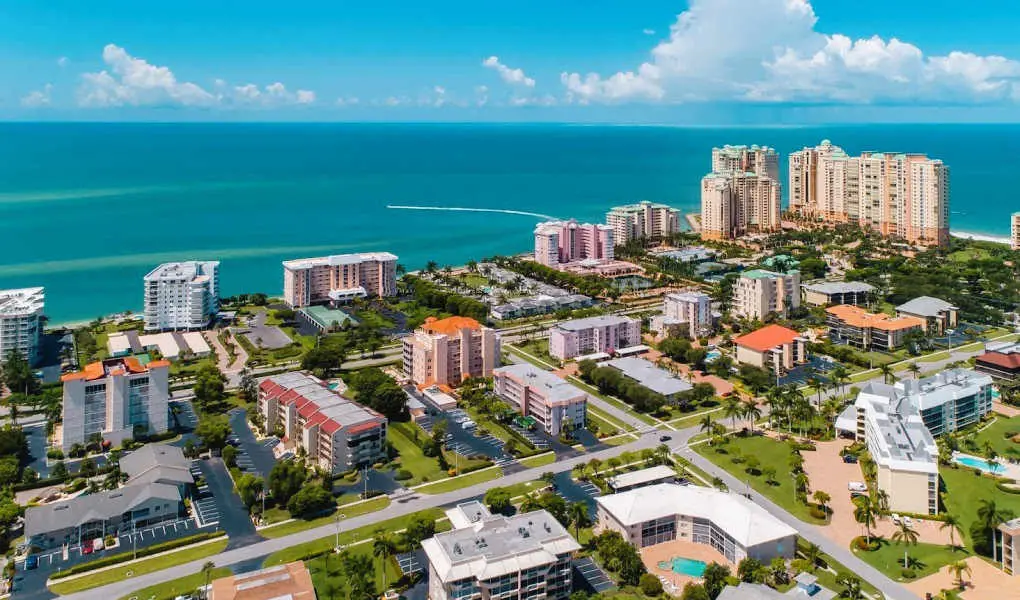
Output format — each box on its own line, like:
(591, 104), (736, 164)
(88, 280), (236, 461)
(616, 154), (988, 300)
(492, 363), (587, 435)
(975, 342), (1020, 382)
(734, 325), (806, 374)
(606, 465), (678, 493)
(0, 286), (44, 365)
(606, 201), (680, 244)
(895, 296), (959, 335)
(210, 561), (317, 600)
(422, 506), (581, 600)
(800, 281), (875, 307)
(258, 372), (387, 474)
(731, 270), (800, 321)
(605, 357), (692, 404)
(659, 291), (713, 339)
(826, 305), (924, 351)
(282, 252), (398, 308)
(402, 316), (500, 387)
(60, 357), (171, 451)
(143, 261), (220, 332)
(548, 315), (641, 360)
(1000, 517), (1020, 577)
(119, 443), (194, 496)
(595, 483), (796, 564)
(534, 220), (614, 268)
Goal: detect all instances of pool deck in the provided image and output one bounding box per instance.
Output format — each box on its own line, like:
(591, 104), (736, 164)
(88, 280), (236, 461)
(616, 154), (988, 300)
(953, 452), (1020, 481)
(640, 540), (732, 595)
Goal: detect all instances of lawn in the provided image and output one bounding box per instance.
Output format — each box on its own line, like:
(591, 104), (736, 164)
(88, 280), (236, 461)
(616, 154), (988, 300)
(852, 539), (966, 581)
(49, 539), (229, 595)
(516, 338), (556, 365)
(260, 496), (392, 539)
(587, 405), (628, 436)
(939, 466), (1020, 547)
(118, 567), (232, 600)
(566, 375), (659, 427)
(795, 539), (882, 597)
(519, 452), (556, 468)
(387, 421), (447, 484)
(416, 466), (503, 494)
(961, 414), (1020, 460)
(694, 435), (827, 524)
(305, 540), (403, 598)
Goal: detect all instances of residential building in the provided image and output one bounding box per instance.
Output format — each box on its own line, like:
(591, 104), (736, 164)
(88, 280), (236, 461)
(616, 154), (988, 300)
(402, 316), (500, 387)
(1013, 213), (1020, 251)
(607, 465), (678, 493)
(789, 140), (949, 247)
(734, 325), (806, 374)
(0, 286), (44, 365)
(594, 483), (797, 564)
(826, 305), (925, 351)
(834, 382), (939, 514)
(60, 357), (171, 451)
(700, 172), (781, 240)
(25, 482), (184, 550)
(895, 296), (959, 335)
(533, 220), (614, 268)
(1000, 517), (1020, 577)
(800, 281), (875, 307)
(548, 315), (641, 360)
(605, 357), (692, 404)
(606, 201), (680, 244)
(143, 261), (220, 332)
(490, 294), (594, 321)
(119, 443), (194, 496)
(107, 330), (211, 361)
(711, 144), (779, 180)
(975, 342), (1020, 382)
(258, 371), (387, 474)
(492, 363), (587, 435)
(422, 507), (580, 600)
(731, 269), (800, 320)
(209, 562), (316, 600)
(659, 291), (713, 339)
(717, 578), (836, 600)
(282, 251), (398, 308)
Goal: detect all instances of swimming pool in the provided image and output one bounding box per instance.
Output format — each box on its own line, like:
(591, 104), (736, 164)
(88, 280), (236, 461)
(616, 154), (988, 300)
(705, 350), (722, 363)
(954, 453), (1007, 475)
(657, 557), (707, 577)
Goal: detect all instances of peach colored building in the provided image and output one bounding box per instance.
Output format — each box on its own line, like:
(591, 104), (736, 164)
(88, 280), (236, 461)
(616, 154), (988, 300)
(731, 269), (800, 321)
(492, 363), (587, 435)
(548, 315), (641, 360)
(534, 220), (614, 268)
(826, 304), (925, 352)
(711, 144), (779, 180)
(1012, 212), (1020, 251)
(700, 172), (781, 240)
(282, 251), (397, 308)
(606, 201), (680, 244)
(734, 325), (806, 374)
(402, 316), (500, 387)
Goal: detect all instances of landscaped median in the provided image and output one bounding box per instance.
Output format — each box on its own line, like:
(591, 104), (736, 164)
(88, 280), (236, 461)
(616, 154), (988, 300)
(48, 532), (228, 595)
(415, 465), (503, 494)
(259, 495), (391, 538)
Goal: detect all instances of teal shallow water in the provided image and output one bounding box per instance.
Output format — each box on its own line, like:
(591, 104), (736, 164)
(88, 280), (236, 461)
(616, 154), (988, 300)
(0, 122), (1017, 323)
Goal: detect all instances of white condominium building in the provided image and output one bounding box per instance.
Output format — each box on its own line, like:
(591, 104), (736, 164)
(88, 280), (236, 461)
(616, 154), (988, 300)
(282, 252), (398, 308)
(548, 315), (641, 360)
(143, 262), (219, 332)
(606, 201), (680, 244)
(422, 505), (580, 600)
(731, 269), (801, 320)
(402, 316), (500, 388)
(1012, 212), (1020, 251)
(0, 287), (44, 365)
(789, 140), (950, 247)
(534, 220), (614, 267)
(492, 363), (588, 435)
(701, 145), (782, 241)
(61, 357), (171, 451)
(662, 291), (713, 339)
(711, 144), (779, 180)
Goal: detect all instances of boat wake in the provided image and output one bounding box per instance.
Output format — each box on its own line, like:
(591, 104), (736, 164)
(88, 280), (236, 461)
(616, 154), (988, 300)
(387, 204), (557, 220)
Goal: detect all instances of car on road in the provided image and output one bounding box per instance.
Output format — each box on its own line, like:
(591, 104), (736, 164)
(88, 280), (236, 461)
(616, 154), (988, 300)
(659, 435), (672, 442)
(24, 555), (38, 570)
(82, 544), (93, 556)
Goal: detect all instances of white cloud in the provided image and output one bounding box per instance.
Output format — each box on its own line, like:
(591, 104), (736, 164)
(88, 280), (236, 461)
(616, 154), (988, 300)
(560, 0), (1020, 104)
(475, 85), (489, 107)
(21, 84), (53, 107)
(78, 44), (217, 107)
(642, 29), (656, 36)
(509, 94), (558, 107)
(336, 96), (360, 106)
(57, 56), (68, 68)
(482, 56), (536, 87)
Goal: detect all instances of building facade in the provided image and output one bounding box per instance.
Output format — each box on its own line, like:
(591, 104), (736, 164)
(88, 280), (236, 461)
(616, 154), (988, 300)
(662, 291), (713, 339)
(975, 342), (1020, 382)
(800, 281), (875, 307)
(1001, 518), (1020, 577)
(826, 305), (925, 351)
(789, 140), (950, 247)
(492, 363), (587, 435)
(895, 296), (959, 336)
(606, 201), (680, 244)
(533, 220), (614, 267)
(402, 316), (500, 387)
(700, 172), (781, 241)
(548, 315), (641, 360)
(734, 325), (806, 373)
(711, 145), (779, 180)
(143, 262), (220, 332)
(731, 270), (801, 320)
(258, 371), (387, 474)
(1013, 213), (1020, 251)
(0, 286), (44, 365)
(282, 252), (398, 308)
(61, 358), (170, 451)
(422, 507), (580, 600)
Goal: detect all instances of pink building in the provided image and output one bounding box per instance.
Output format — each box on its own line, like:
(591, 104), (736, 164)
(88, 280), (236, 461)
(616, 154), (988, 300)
(549, 315), (642, 360)
(283, 252), (398, 308)
(492, 363), (588, 435)
(402, 316), (500, 388)
(534, 220), (614, 268)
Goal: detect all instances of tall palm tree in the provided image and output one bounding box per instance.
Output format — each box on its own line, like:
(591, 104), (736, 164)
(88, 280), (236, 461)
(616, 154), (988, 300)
(813, 491), (832, 520)
(907, 363), (921, 379)
(742, 399), (762, 433)
(569, 501), (590, 540)
(802, 542), (822, 572)
(879, 364), (895, 384)
(891, 521), (920, 569)
(373, 534), (397, 590)
(830, 365), (850, 398)
(807, 375), (824, 407)
(837, 574), (863, 600)
(201, 561), (216, 599)
(854, 496), (877, 544)
(875, 489), (890, 512)
(940, 514), (961, 550)
(723, 397), (743, 431)
(977, 499), (1014, 562)
(765, 386), (786, 429)
(699, 414), (715, 435)
(949, 560), (972, 588)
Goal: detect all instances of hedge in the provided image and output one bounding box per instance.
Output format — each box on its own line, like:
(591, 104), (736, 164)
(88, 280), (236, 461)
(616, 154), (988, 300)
(49, 531), (226, 579)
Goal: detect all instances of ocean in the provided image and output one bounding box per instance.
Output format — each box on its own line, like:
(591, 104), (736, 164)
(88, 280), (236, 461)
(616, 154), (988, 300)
(1, 122), (1018, 324)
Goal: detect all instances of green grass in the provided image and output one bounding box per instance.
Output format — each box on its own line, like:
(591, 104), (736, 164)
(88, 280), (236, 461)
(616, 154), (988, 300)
(386, 421), (446, 484)
(695, 435), (826, 524)
(566, 375), (659, 426)
(519, 452), (556, 468)
(961, 414), (1020, 460)
(586, 405), (628, 435)
(260, 496), (392, 538)
(458, 273), (490, 289)
(305, 540), (403, 598)
(416, 466), (503, 494)
(852, 539), (966, 581)
(796, 539), (882, 597)
(501, 480), (549, 498)
(118, 567), (232, 600)
(49, 540), (229, 595)
(516, 338), (556, 364)
(939, 466), (1020, 547)
(948, 247), (992, 263)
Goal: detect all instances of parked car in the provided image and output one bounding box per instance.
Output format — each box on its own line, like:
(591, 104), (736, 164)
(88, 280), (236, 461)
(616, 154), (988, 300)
(24, 555), (38, 570)
(842, 454), (858, 464)
(82, 544), (93, 556)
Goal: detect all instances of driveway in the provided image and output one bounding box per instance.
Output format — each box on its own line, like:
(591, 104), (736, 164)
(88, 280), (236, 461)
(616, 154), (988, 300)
(228, 408), (276, 479)
(196, 457), (262, 549)
(24, 423), (50, 478)
(239, 310), (292, 350)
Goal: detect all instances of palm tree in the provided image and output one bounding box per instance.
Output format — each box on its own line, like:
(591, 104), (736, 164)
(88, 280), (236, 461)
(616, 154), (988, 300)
(875, 489), (890, 512)
(373, 534), (397, 590)
(879, 364), (895, 384)
(940, 514), (961, 550)
(807, 375), (824, 407)
(854, 496), (877, 544)
(765, 386), (786, 429)
(830, 365), (850, 398)
(891, 521), (920, 570)
(837, 573), (863, 600)
(949, 560), (972, 588)
(977, 499), (1014, 562)
(813, 491), (832, 520)
(569, 501), (590, 540)
(802, 542), (822, 572)
(723, 397), (743, 431)
(201, 561), (216, 599)
(907, 363), (921, 379)
(699, 414), (715, 435)
(742, 399), (762, 433)
(520, 494), (542, 513)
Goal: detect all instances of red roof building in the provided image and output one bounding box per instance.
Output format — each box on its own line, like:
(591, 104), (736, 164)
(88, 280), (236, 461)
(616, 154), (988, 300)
(734, 324), (807, 374)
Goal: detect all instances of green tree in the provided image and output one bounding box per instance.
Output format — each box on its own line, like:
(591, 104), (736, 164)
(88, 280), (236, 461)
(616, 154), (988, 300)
(975, 499), (1014, 559)
(269, 460), (307, 501)
(737, 557), (763, 583)
(701, 563), (731, 600)
(373, 533), (398, 590)
(949, 560), (972, 588)
(891, 521), (920, 570)
(639, 573), (664, 597)
(1, 348), (39, 395)
(287, 483), (334, 518)
(836, 573), (863, 600)
(802, 542), (822, 572)
(405, 513), (437, 547)
(940, 514), (961, 549)
(681, 584), (710, 600)
(853, 496), (877, 544)
(196, 416), (231, 452)
(569, 501), (590, 540)
(484, 487), (513, 515)
(193, 363), (227, 412)
(236, 474), (264, 510)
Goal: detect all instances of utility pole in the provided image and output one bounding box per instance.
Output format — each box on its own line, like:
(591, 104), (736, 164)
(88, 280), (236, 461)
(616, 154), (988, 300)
(334, 513), (346, 552)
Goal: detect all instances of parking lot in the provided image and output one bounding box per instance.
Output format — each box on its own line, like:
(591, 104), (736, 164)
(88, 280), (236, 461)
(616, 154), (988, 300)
(191, 461), (221, 527)
(420, 409), (519, 468)
(228, 408), (277, 479)
(552, 471), (601, 511)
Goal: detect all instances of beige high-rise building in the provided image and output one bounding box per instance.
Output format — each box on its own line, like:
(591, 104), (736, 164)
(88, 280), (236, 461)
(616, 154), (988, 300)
(712, 144), (779, 180)
(731, 269), (800, 320)
(282, 252), (398, 308)
(1013, 212), (1020, 251)
(605, 201), (680, 244)
(700, 173), (780, 240)
(790, 140), (949, 246)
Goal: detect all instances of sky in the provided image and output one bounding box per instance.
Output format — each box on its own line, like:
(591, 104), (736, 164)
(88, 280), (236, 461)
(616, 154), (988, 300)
(4, 0), (1020, 123)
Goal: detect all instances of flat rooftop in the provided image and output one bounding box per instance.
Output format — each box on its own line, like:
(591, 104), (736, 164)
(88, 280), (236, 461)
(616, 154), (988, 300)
(896, 296), (957, 317)
(801, 281), (875, 295)
(607, 465), (677, 489)
(143, 261), (218, 282)
(0, 287), (44, 316)
(606, 357), (692, 396)
(554, 314), (635, 332)
(299, 305), (359, 329)
(494, 363), (587, 403)
(283, 252), (398, 270)
(856, 383), (938, 473)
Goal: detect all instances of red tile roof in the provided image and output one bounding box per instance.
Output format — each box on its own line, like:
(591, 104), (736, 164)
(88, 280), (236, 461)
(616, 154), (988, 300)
(734, 324), (802, 353)
(976, 352), (1020, 370)
(320, 418), (342, 435)
(420, 316), (482, 336)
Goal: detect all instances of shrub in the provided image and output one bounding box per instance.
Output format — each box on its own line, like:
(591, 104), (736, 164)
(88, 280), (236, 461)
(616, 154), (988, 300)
(851, 536), (879, 551)
(394, 469), (413, 481)
(809, 506), (826, 520)
(996, 482), (1020, 494)
(900, 568), (917, 579)
(51, 532), (226, 578)
(640, 573), (664, 596)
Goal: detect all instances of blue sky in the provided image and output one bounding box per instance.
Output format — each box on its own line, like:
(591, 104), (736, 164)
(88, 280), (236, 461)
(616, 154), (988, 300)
(4, 0), (1020, 122)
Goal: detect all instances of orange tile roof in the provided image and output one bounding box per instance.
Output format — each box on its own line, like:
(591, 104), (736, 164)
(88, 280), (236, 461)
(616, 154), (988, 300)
(420, 315), (482, 336)
(147, 359), (171, 369)
(826, 304), (925, 332)
(61, 357), (168, 382)
(734, 324), (801, 353)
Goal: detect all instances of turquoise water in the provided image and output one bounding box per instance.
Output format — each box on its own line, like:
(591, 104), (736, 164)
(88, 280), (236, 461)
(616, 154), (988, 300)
(658, 557), (707, 577)
(954, 454), (1007, 474)
(705, 350), (722, 362)
(1, 123), (1018, 323)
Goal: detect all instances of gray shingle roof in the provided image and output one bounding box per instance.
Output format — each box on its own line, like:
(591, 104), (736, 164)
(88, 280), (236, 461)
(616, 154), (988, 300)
(25, 483), (181, 537)
(896, 296), (956, 317)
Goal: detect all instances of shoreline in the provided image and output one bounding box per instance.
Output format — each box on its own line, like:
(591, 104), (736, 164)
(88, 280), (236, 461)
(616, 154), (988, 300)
(950, 230), (1011, 245)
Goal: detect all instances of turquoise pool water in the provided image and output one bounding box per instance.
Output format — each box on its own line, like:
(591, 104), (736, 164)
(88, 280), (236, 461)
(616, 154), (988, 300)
(954, 454), (1007, 475)
(705, 350), (722, 362)
(328, 382), (340, 391)
(658, 557), (707, 577)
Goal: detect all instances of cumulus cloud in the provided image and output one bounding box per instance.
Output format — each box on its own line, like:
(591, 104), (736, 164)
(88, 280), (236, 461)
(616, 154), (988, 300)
(475, 85), (490, 107)
(509, 95), (558, 107)
(21, 84), (53, 107)
(560, 0), (1020, 104)
(482, 56), (536, 87)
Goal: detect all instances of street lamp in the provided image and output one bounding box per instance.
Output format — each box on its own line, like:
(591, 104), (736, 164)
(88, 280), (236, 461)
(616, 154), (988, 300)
(334, 513), (346, 552)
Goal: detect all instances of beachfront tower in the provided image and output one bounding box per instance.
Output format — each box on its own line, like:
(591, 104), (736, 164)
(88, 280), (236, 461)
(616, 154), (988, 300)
(0, 287), (44, 366)
(143, 261), (219, 332)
